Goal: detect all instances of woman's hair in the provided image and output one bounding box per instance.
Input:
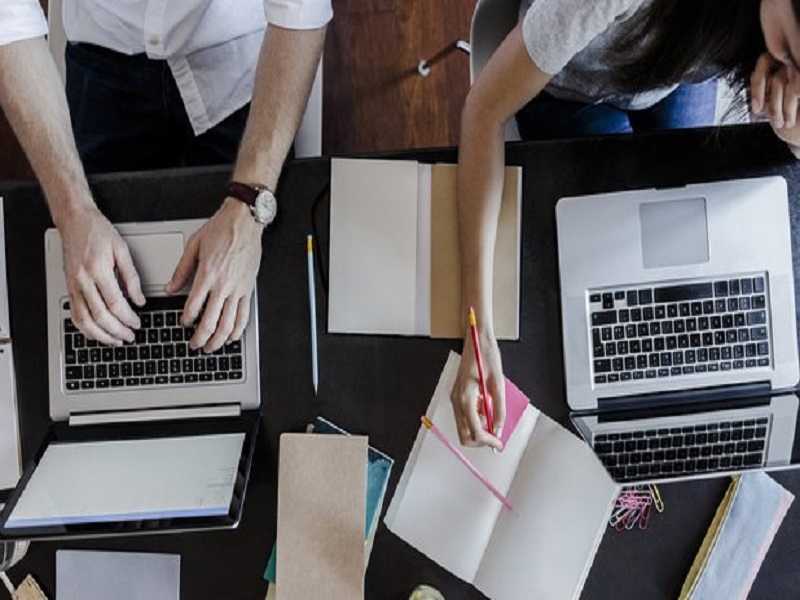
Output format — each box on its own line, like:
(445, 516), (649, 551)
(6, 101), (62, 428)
(611, 0), (766, 99)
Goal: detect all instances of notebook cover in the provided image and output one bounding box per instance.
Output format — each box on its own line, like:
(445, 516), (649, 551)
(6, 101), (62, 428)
(276, 434), (367, 599)
(429, 165), (521, 340)
(264, 420), (393, 583)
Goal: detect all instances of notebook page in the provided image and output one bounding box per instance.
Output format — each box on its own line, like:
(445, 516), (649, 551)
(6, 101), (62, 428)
(475, 413), (618, 600)
(415, 163), (432, 335)
(385, 352), (535, 583)
(328, 158), (419, 335)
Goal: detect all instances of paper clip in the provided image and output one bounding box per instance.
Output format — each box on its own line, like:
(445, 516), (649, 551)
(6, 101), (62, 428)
(648, 484), (665, 513)
(638, 502), (651, 530)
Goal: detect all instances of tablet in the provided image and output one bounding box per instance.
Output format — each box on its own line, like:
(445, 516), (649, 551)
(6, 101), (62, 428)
(0, 412), (259, 541)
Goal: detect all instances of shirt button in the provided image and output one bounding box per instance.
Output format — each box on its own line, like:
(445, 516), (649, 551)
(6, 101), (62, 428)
(148, 34), (160, 46)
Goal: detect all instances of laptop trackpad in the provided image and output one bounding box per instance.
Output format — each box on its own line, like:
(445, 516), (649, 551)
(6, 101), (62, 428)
(124, 233), (185, 287)
(639, 197), (709, 269)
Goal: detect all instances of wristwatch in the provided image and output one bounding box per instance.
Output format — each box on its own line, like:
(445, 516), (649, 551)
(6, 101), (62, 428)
(226, 181), (278, 226)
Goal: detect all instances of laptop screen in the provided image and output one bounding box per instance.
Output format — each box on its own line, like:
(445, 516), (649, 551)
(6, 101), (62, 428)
(0, 412), (259, 540)
(3, 433), (244, 528)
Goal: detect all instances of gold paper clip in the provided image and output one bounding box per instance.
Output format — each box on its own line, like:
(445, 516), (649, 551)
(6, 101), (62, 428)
(648, 483), (664, 513)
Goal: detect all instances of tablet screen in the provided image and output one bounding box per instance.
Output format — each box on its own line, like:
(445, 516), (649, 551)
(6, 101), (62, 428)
(4, 433), (245, 528)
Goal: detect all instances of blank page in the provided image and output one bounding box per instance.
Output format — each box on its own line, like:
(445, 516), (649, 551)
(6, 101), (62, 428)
(328, 158), (419, 335)
(475, 414), (618, 600)
(0, 346), (19, 489)
(384, 352), (536, 582)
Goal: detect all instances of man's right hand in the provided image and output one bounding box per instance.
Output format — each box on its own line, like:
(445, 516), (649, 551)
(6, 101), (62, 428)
(60, 204), (145, 345)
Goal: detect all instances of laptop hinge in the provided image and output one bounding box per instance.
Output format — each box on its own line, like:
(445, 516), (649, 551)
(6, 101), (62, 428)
(68, 404), (242, 427)
(594, 381), (773, 415)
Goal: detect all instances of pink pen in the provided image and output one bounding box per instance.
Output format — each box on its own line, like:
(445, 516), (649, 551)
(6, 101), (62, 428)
(421, 416), (513, 512)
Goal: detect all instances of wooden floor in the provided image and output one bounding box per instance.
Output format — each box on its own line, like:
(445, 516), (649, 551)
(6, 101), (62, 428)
(324, 0), (475, 155)
(0, 0), (475, 179)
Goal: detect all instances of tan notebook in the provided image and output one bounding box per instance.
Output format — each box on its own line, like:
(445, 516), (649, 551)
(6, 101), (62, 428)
(329, 158), (521, 339)
(276, 434), (367, 600)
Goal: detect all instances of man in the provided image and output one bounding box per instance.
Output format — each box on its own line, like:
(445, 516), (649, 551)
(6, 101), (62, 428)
(0, 0), (330, 352)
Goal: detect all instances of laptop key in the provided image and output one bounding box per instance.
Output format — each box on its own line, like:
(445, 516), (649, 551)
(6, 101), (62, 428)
(155, 376), (169, 385)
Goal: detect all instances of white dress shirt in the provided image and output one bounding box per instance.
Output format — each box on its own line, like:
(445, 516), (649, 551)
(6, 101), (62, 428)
(0, 0), (48, 46)
(0, 0), (332, 135)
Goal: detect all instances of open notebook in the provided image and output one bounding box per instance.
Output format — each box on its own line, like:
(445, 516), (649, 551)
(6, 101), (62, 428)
(328, 159), (521, 339)
(385, 352), (619, 600)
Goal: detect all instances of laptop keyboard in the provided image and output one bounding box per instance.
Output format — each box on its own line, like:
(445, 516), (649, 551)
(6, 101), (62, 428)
(61, 296), (245, 392)
(589, 275), (771, 386)
(593, 417), (769, 483)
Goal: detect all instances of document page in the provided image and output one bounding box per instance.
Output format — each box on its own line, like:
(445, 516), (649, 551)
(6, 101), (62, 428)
(475, 414), (618, 600)
(6, 433), (244, 527)
(385, 352), (536, 582)
(329, 158), (420, 335)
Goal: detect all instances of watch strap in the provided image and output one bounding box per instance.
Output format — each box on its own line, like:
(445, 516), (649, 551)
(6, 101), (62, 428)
(227, 181), (260, 207)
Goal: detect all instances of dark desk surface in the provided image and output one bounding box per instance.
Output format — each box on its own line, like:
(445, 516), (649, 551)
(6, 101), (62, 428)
(2, 124), (800, 599)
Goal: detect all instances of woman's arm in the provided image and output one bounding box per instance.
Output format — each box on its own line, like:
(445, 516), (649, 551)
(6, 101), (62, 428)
(450, 25), (552, 447)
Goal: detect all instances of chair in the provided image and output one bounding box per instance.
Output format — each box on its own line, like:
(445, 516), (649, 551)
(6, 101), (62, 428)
(46, 0), (323, 158)
(469, 0), (522, 140)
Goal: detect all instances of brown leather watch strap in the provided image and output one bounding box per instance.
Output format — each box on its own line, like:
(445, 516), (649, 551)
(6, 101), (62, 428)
(226, 181), (259, 207)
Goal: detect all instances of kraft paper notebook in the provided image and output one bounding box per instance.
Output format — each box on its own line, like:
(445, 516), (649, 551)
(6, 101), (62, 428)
(276, 434), (367, 600)
(328, 158), (521, 339)
(385, 352), (619, 600)
(264, 418), (393, 591)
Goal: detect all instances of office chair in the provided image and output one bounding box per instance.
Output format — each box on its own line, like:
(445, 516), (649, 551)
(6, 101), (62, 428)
(469, 0), (522, 140)
(418, 0), (521, 141)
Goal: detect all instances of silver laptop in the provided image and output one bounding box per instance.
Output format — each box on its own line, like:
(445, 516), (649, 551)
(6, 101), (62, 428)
(556, 176), (800, 484)
(0, 219), (261, 541)
(45, 219), (260, 424)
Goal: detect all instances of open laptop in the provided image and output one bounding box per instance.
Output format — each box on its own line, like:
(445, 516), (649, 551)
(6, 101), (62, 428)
(0, 219), (260, 540)
(556, 176), (800, 484)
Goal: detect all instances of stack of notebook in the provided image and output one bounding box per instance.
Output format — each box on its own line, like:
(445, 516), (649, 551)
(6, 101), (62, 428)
(264, 418), (393, 599)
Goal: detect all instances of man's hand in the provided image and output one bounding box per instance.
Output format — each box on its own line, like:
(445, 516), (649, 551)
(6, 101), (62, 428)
(61, 204), (145, 346)
(166, 198), (263, 353)
(751, 52), (800, 144)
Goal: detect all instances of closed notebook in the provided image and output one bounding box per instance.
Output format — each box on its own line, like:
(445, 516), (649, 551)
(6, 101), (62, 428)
(328, 158), (521, 339)
(276, 434), (367, 600)
(264, 419), (393, 584)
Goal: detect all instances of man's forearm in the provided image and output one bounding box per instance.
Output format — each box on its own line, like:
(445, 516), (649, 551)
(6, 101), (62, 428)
(0, 37), (94, 226)
(232, 25), (327, 190)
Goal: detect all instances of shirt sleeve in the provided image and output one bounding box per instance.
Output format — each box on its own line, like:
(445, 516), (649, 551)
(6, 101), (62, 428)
(0, 0), (48, 47)
(522, 0), (642, 75)
(264, 0), (332, 30)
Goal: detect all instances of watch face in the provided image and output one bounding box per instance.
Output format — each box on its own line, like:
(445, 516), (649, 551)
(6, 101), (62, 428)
(254, 189), (277, 225)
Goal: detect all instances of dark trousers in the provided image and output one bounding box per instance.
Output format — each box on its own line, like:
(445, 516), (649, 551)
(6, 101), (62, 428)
(65, 42), (250, 174)
(516, 79), (719, 140)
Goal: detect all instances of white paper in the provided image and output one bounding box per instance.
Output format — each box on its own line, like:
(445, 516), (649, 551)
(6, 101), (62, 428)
(475, 414), (618, 600)
(415, 163), (432, 336)
(0, 345), (20, 490)
(328, 158), (420, 335)
(385, 352), (536, 582)
(57, 550), (180, 600)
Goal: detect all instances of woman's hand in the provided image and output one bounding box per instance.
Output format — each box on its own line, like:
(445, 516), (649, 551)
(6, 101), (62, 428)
(450, 329), (505, 449)
(751, 52), (800, 145)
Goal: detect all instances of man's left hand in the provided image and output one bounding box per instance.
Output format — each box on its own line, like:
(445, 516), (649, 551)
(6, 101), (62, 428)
(166, 198), (263, 352)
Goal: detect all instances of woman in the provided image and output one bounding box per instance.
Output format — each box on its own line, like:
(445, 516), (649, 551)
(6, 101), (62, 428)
(451, 0), (800, 448)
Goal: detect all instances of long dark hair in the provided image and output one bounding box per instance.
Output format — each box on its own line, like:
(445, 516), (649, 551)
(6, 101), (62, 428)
(611, 0), (765, 97)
